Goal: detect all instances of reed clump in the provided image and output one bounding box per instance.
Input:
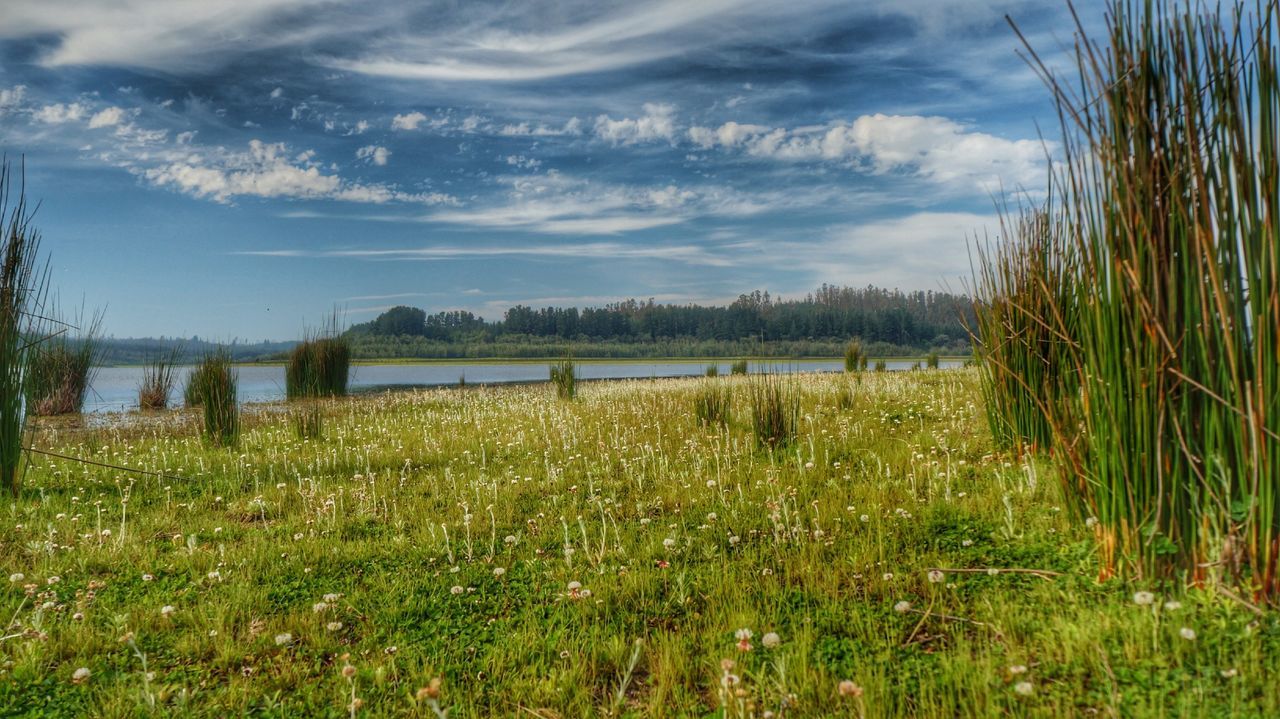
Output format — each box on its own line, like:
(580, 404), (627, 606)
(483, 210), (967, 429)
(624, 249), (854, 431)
(24, 308), (102, 416)
(0, 160), (47, 495)
(192, 350), (238, 447)
(138, 345), (182, 410)
(693, 379), (730, 427)
(550, 359), (576, 400)
(983, 0), (1280, 599)
(729, 359), (748, 375)
(704, 364), (719, 377)
(843, 338), (867, 372)
(286, 325), (351, 400)
(748, 370), (798, 450)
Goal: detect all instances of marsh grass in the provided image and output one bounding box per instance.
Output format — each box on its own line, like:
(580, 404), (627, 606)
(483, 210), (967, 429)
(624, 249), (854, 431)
(704, 364), (719, 377)
(138, 345), (182, 410)
(550, 358), (576, 400)
(0, 160), (47, 495)
(873, 359), (886, 372)
(192, 350), (238, 446)
(729, 359), (748, 375)
(1000, 0), (1280, 596)
(925, 352), (940, 370)
(291, 401), (324, 440)
(748, 369), (798, 450)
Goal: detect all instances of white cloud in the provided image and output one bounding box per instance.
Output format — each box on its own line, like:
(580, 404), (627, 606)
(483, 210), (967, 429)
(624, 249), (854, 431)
(594, 103), (677, 146)
(391, 111), (427, 131)
(497, 117), (583, 137)
(269, 87), (284, 99)
(356, 145), (391, 166)
(142, 139), (451, 205)
(0, 85), (26, 111)
(240, 241), (732, 266)
(690, 113), (1048, 190)
(33, 102), (87, 123)
(87, 106), (127, 128)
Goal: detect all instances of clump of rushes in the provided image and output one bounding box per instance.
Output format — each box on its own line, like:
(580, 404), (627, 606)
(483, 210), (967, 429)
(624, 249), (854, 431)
(183, 362), (211, 408)
(843, 338), (867, 372)
(693, 378), (730, 427)
(0, 160), (48, 495)
(550, 358), (576, 400)
(24, 306), (102, 416)
(729, 359), (748, 375)
(705, 364), (720, 377)
(138, 344), (182, 410)
(970, 205), (1075, 454)
(1010, 1), (1280, 596)
(835, 381), (855, 411)
(193, 350), (238, 447)
(925, 352), (940, 370)
(873, 360), (886, 372)
(286, 318), (351, 399)
(749, 370), (798, 450)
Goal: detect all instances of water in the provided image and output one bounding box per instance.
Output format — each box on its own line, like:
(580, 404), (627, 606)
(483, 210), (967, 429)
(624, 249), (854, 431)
(83, 359), (963, 414)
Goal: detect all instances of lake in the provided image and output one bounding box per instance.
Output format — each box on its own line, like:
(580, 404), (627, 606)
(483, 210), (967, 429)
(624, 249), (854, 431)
(81, 358), (963, 413)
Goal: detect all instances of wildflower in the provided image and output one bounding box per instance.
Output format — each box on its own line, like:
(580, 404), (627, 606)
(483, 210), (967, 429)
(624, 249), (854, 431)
(728, 535), (740, 546)
(655, 560), (670, 569)
(837, 680), (862, 697)
(1221, 668), (1238, 678)
(312, 602), (329, 613)
(141, 573), (154, 582)
(639, 518), (651, 526)
(8, 573), (23, 583)
(735, 628), (753, 652)
(1163, 601), (1182, 611)
(493, 567), (506, 577)
(927, 570), (945, 584)
(1014, 681), (1034, 696)
(341, 664), (356, 678)
(882, 573), (894, 581)
(707, 512), (717, 522)
(274, 633), (293, 646)
(961, 539), (974, 547)
(894, 601), (912, 613)
(160, 605), (176, 617)
(72, 612), (84, 621)
(450, 586), (464, 595)
(327, 622), (343, 631)
(71, 667), (91, 684)
(323, 593), (341, 603)
(47, 576), (61, 585)
(706, 480), (717, 488)
(1179, 627), (1196, 641)
(417, 677), (443, 700)
(1008, 665), (1027, 675)
(860, 514), (870, 523)
(1085, 517), (1098, 528)
(1133, 591), (1156, 606)
(762, 632), (781, 649)
(503, 535), (517, 544)
(662, 537), (676, 549)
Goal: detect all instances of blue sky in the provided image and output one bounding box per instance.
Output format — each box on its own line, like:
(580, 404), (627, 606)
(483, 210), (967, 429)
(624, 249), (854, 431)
(0, 0), (1088, 340)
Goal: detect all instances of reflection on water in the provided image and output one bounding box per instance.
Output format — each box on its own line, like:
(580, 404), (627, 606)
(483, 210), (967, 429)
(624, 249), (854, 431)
(81, 359), (963, 414)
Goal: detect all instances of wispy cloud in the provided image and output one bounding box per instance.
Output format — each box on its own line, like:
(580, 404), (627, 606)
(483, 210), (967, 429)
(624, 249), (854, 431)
(236, 241), (736, 266)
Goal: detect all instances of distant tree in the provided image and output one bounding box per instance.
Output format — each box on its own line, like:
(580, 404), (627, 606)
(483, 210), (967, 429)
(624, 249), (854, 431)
(372, 306), (427, 336)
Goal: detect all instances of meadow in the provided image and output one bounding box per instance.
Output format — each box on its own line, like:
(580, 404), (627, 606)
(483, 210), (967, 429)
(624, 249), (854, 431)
(2, 369), (1276, 717)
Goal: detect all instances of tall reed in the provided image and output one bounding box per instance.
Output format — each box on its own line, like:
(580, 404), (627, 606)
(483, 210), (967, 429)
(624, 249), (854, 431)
(729, 359), (749, 375)
(550, 359), (576, 400)
(0, 160), (47, 495)
(969, 205), (1077, 453)
(286, 318), (351, 399)
(138, 345), (182, 410)
(843, 338), (866, 372)
(24, 306), (102, 416)
(1008, 0), (1279, 596)
(748, 370), (798, 450)
(693, 379), (731, 427)
(193, 350), (238, 447)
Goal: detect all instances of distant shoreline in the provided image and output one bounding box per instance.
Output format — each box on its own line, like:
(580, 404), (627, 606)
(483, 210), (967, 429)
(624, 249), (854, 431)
(96, 355), (973, 368)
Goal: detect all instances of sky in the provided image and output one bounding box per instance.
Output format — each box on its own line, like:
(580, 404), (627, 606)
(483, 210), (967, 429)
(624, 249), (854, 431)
(0, 0), (1092, 340)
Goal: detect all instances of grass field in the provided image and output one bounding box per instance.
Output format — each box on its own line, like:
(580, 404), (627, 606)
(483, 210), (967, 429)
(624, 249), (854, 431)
(2, 369), (1276, 717)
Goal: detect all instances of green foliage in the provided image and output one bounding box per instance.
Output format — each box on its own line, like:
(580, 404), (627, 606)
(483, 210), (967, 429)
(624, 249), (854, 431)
(874, 360), (887, 372)
(0, 160), (47, 496)
(550, 359), (576, 400)
(193, 350), (238, 447)
(291, 402), (324, 440)
(704, 364), (719, 377)
(729, 359), (748, 375)
(925, 352), (939, 370)
(748, 370), (798, 450)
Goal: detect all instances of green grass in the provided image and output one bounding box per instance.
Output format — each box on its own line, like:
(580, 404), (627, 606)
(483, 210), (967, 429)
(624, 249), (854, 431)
(550, 359), (576, 400)
(191, 350), (238, 447)
(286, 333), (351, 400)
(4, 370), (1276, 717)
